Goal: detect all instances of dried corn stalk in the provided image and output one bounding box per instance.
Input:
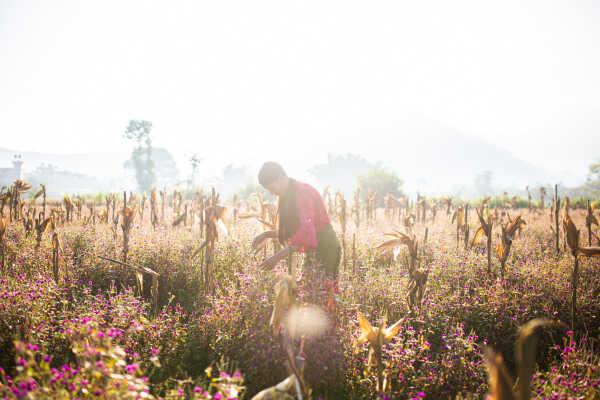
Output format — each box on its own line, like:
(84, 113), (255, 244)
(366, 190), (377, 225)
(31, 187), (43, 206)
(159, 190), (166, 224)
(352, 188), (361, 230)
(384, 194), (403, 221)
(417, 195), (426, 224)
(586, 200), (598, 246)
(10, 180), (31, 222)
(139, 193), (146, 221)
(377, 230), (418, 278)
(40, 184), (46, 219)
(471, 205), (494, 275)
(0, 189), (9, 219)
(120, 192), (136, 265)
(335, 190), (347, 270)
(150, 189), (158, 229)
(356, 312), (404, 393)
(441, 196), (452, 216)
(554, 185), (560, 255)
(63, 196), (74, 223)
(195, 189), (224, 294)
(0, 215), (6, 269)
(75, 197), (83, 220)
(484, 319), (560, 400)
(35, 215), (51, 250)
(539, 187), (546, 209)
(407, 268), (429, 310)
(270, 274), (297, 337)
(22, 216), (33, 237)
(496, 215), (526, 279)
(172, 207), (187, 228)
(463, 204), (471, 249)
(85, 201), (95, 226)
(431, 202), (438, 224)
(452, 205), (466, 249)
(563, 201), (600, 329)
(51, 231), (60, 282)
(173, 189), (183, 214)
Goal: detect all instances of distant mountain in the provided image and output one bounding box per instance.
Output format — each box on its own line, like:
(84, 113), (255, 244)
(346, 117), (560, 195)
(0, 116), (583, 197)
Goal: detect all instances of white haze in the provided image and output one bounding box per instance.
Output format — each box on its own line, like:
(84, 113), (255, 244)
(1, 0), (599, 192)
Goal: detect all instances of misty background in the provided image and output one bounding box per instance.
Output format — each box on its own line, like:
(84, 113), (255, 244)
(1, 0), (599, 198)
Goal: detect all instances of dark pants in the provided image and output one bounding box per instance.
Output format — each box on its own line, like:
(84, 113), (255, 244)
(298, 223), (341, 314)
(304, 223), (341, 277)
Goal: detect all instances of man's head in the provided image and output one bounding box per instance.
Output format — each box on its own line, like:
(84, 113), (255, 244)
(258, 162), (289, 196)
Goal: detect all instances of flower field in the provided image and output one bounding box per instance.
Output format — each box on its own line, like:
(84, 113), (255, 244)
(0, 188), (599, 399)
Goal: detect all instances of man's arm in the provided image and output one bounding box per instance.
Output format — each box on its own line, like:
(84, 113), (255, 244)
(259, 244), (299, 270)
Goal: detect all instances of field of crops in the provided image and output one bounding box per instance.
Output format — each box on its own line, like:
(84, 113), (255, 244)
(0, 183), (599, 399)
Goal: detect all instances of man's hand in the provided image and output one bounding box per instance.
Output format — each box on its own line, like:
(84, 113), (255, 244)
(258, 245), (298, 270)
(259, 253), (281, 270)
(252, 230), (278, 252)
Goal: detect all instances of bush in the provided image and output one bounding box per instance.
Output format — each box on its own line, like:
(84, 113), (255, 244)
(357, 168), (403, 206)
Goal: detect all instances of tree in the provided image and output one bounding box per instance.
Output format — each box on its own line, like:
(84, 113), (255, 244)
(123, 120), (155, 193)
(356, 168), (403, 205)
(203, 164), (252, 198)
(220, 164), (251, 197)
(586, 160), (600, 196)
(234, 181), (274, 201)
(153, 148), (179, 189)
(309, 153), (378, 195)
(124, 147), (178, 190)
(189, 154), (203, 189)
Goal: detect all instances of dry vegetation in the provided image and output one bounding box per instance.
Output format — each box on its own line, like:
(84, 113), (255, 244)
(0, 179), (599, 399)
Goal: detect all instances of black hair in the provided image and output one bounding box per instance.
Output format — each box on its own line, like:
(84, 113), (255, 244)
(258, 162), (287, 186)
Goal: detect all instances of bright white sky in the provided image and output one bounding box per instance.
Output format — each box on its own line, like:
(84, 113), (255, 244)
(1, 0), (599, 181)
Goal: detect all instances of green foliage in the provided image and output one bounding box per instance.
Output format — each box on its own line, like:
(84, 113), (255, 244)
(152, 148), (179, 189)
(0, 321), (245, 400)
(0, 322), (157, 399)
(220, 164), (251, 197)
(357, 167), (403, 205)
(586, 159), (600, 195)
(123, 120), (155, 193)
(530, 333), (600, 399)
(309, 153), (378, 194)
(566, 197), (594, 209)
(189, 154), (203, 189)
(233, 180), (273, 202)
(469, 195), (529, 209)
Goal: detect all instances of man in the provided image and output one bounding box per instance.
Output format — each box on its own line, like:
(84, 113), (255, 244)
(252, 161), (341, 278)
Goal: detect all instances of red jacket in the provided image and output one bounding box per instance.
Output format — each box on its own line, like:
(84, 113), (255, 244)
(287, 180), (331, 252)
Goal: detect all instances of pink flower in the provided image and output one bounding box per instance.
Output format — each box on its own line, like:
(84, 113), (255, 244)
(125, 363), (139, 374)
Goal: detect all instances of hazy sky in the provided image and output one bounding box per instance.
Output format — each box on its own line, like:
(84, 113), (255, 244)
(1, 0), (599, 180)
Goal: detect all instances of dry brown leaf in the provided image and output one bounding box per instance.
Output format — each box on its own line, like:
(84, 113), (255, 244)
(496, 244), (504, 261)
(563, 213), (579, 253)
(471, 227), (485, 248)
(484, 350), (516, 400)
(577, 246), (600, 258)
(270, 275), (297, 337)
